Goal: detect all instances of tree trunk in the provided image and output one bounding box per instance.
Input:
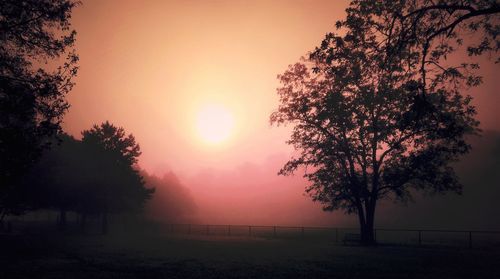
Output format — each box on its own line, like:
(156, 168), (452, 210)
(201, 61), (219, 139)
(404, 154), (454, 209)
(360, 204), (376, 245)
(80, 213), (87, 233)
(101, 211), (108, 235)
(0, 209), (6, 223)
(360, 225), (375, 245)
(59, 209), (67, 231)
(0, 210), (5, 231)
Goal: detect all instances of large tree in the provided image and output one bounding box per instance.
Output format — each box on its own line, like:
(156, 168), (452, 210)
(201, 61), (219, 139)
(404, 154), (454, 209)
(0, 0), (80, 216)
(270, 0), (496, 244)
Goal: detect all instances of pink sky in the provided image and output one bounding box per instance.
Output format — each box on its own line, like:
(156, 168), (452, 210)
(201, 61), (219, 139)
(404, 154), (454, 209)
(63, 0), (500, 226)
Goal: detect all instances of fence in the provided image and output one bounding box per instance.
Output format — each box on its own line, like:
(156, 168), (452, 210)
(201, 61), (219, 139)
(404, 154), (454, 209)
(5, 212), (500, 249)
(163, 223), (500, 248)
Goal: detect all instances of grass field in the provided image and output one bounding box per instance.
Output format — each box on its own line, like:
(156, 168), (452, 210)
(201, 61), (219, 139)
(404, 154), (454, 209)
(1, 228), (499, 279)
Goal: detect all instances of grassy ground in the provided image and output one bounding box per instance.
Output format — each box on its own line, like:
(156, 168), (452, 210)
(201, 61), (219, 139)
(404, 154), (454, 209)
(1, 230), (499, 279)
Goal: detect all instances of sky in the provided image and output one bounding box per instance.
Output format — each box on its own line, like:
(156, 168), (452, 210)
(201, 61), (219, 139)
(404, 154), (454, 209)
(63, 0), (500, 227)
(65, 0), (352, 175)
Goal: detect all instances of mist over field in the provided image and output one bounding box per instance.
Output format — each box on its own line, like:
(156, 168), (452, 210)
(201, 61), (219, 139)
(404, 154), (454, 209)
(145, 131), (500, 230)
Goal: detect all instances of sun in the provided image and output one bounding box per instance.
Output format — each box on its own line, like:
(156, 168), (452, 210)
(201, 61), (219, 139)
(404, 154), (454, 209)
(195, 104), (234, 144)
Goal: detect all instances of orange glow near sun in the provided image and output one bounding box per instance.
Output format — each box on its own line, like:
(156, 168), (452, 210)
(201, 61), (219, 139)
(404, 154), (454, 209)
(196, 104), (234, 144)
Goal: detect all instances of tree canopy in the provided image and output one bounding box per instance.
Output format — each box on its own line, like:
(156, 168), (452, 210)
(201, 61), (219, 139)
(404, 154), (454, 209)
(0, 0), (80, 202)
(18, 122), (154, 232)
(271, 0), (496, 244)
(345, 0), (499, 96)
(81, 122), (154, 216)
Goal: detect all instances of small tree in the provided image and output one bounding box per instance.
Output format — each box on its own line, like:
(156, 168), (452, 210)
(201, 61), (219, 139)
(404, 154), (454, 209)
(270, 1), (489, 244)
(0, 0), (80, 216)
(81, 122), (154, 233)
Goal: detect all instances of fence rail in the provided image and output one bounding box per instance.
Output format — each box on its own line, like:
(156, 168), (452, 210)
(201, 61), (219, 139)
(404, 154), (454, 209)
(4, 212), (500, 249)
(163, 223), (500, 248)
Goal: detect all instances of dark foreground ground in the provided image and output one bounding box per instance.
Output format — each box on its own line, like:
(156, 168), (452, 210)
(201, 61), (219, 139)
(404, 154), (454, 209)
(1, 230), (499, 279)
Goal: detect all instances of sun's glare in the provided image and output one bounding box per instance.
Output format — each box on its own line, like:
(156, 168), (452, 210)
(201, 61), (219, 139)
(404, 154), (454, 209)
(196, 104), (234, 144)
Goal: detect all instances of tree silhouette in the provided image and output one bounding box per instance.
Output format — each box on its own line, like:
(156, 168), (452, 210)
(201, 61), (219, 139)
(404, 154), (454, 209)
(22, 133), (83, 230)
(346, 0), (499, 96)
(81, 121), (154, 234)
(270, 1), (489, 244)
(0, 0), (79, 217)
(19, 123), (153, 233)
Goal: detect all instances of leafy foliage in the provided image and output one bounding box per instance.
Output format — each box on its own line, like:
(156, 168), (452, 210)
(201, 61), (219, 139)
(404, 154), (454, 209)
(81, 121), (154, 215)
(0, 0), (80, 200)
(270, 0), (494, 243)
(345, 0), (499, 94)
(19, 123), (154, 231)
(24, 134), (83, 212)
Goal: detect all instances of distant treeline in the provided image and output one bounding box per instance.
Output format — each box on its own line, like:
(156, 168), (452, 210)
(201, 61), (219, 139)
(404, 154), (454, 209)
(1, 121), (154, 234)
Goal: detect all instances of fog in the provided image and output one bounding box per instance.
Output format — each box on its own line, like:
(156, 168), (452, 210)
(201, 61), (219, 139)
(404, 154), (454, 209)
(142, 171), (197, 223)
(61, 0), (499, 231)
(145, 131), (500, 230)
